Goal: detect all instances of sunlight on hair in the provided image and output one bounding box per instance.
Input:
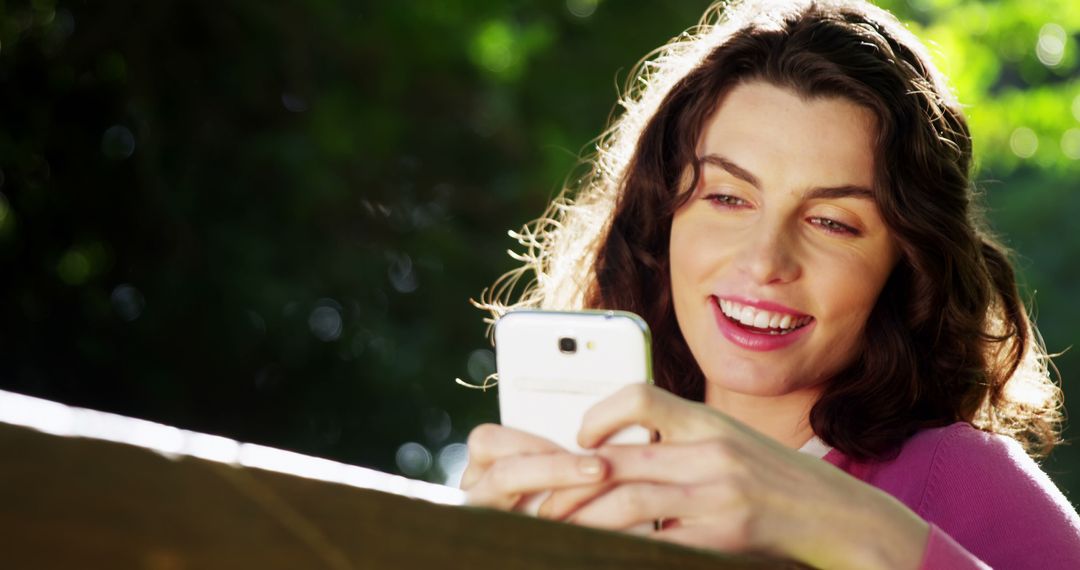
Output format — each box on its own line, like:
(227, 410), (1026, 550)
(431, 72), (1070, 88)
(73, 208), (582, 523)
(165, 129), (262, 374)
(973, 309), (1064, 456)
(475, 0), (946, 329)
(0, 389), (465, 505)
(1004, 345), (1060, 409)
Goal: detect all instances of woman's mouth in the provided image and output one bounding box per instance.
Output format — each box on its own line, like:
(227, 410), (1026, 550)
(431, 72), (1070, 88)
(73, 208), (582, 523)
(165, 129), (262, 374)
(716, 298), (814, 335)
(708, 296), (816, 352)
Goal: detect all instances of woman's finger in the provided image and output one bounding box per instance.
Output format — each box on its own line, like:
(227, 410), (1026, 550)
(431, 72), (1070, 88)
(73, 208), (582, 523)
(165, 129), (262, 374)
(578, 384), (723, 449)
(567, 482), (727, 530)
(467, 423), (565, 464)
(461, 423), (566, 490)
(536, 481), (612, 520)
(465, 452), (609, 509)
(538, 440), (741, 521)
(595, 440), (747, 486)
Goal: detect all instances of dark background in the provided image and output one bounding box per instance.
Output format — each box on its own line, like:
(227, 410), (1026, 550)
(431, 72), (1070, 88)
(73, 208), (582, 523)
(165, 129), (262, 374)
(2, 0), (1078, 503)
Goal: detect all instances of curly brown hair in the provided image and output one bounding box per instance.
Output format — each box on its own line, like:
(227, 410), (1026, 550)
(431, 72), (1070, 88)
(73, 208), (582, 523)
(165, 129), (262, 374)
(479, 0), (1062, 460)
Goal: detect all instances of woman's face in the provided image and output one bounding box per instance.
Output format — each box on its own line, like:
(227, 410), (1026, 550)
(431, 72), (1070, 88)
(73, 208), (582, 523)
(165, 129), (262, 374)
(669, 81), (898, 404)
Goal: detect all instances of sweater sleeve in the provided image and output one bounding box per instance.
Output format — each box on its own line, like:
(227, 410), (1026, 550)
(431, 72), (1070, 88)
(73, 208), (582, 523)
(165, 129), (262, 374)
(916, 425), (1080, 568)
(918, 524), (991, 569)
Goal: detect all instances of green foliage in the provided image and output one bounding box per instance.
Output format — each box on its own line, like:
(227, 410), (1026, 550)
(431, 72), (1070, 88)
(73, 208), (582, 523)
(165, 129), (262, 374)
(0, 0), (1078, 504)
(903, 0), (1080, 176)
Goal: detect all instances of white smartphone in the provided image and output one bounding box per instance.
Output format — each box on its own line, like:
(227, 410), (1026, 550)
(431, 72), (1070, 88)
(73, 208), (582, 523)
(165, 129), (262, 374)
(494, 309), (654, 454)
(494, 310), (655, 530)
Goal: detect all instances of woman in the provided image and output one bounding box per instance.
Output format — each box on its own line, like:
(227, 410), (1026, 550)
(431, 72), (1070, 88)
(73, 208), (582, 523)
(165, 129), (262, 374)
(462, 0), (1080, 567)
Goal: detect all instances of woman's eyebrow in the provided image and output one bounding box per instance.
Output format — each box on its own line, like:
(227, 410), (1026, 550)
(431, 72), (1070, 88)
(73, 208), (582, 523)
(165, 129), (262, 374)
(699, 153), (874, 200)
(804, 185), (875, 201)
(700, 154), (760, 187)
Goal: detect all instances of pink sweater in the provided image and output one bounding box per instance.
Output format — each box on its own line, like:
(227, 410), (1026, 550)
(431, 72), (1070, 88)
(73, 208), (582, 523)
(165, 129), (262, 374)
(822, 422), (1080, 568)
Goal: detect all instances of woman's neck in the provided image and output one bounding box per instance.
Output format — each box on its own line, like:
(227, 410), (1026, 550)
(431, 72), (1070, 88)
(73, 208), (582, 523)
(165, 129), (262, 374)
(703, 383), (821, 450)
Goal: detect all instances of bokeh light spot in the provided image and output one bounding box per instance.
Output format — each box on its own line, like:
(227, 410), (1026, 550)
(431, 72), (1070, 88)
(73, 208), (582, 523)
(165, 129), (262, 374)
(1009, 127), (1038, 159)
(1036, 23), (1066, 68)
(49, 8), (75, 41)
(57, 249), (91, 285)
(281, 92), (308, 113)
(395, 442), (432, 477)
(1061, 129), (1080, 161)
(566, 0), (599, 18)
(467, 348), (496, 384)
(423, 408), (452, 444)
(110, 283), (145, 322)
(437, 443), (469, 487)
(388, 253), (418, 293)
(308, 299), (343, 342)
(101, 125), (135, 160)
(56, 242), (109, 285)
(1072, 93), (1080, 123)
(471, 21), (515, 73)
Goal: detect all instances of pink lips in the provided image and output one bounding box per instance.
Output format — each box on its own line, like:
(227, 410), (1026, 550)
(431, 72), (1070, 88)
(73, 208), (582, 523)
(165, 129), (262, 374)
(710, 296), (814, 352)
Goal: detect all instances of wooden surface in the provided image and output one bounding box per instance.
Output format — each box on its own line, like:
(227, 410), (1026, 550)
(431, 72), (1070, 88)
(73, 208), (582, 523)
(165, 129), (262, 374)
(0, 416), (807, 569)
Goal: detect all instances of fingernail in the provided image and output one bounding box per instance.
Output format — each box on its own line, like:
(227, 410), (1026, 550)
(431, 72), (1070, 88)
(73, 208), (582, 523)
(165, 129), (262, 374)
(577, 456), (605, 477)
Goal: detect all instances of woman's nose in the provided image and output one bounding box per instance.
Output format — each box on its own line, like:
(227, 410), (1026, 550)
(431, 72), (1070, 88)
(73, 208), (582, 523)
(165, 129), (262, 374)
(735, 222), (802, 285)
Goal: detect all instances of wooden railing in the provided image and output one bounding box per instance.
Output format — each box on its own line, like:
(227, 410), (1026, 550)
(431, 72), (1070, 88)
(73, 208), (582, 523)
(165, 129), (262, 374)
(0, 390), (805, 569)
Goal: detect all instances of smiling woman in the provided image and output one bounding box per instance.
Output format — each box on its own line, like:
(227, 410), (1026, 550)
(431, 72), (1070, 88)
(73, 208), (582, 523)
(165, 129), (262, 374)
(670, 83), (898, 438)
(463, 0), (1080, 568)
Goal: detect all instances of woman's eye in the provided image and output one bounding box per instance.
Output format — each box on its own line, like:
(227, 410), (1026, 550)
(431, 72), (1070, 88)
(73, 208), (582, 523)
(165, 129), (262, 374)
(809, 217), (860, 236)
(704, 193), (748, 208)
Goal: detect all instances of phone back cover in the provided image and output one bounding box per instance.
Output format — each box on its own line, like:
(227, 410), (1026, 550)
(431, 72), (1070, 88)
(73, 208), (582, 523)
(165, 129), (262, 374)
(495, 311), (652, 453)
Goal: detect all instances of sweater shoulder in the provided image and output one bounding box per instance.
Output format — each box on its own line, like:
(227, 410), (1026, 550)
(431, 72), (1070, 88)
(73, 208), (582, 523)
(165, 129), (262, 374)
(915, 422), (1080, 566)
(918, 422), (1050, 508)
(895, 422), (1059, 515)
(825, 423), (1080, 566)
(826, 422), (975, 507)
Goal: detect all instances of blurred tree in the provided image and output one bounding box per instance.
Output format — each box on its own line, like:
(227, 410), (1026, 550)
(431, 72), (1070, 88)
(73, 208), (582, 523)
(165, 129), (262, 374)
(0, 0), (1077, 502)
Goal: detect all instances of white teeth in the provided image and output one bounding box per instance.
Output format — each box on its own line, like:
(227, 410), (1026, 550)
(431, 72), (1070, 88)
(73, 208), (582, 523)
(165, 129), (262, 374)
(717, 299), (810, 331)
(739, 306), (755, 326)
(753, 312), (770, 328)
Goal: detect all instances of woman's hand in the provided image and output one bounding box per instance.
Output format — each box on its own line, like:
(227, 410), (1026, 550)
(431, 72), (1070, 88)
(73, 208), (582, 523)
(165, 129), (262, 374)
(459, 423), (609, 511)
(539, 384), (930, 570)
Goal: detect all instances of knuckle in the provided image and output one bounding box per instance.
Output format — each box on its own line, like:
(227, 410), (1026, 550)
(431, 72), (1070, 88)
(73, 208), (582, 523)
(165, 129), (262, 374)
(627, 384), (653, 414)
(547, 488), (577, 517)
(486, 460), (514, 493)
(579, 406), (601, 431)
(459, 465), (477, 489)
(467, 423), (500, 452)
(703, 439), (734, 469)
(615, 485), (647, 519)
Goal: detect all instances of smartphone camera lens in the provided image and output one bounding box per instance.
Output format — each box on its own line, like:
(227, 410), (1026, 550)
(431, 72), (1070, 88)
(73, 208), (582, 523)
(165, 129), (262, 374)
(558, 337), (577, 354)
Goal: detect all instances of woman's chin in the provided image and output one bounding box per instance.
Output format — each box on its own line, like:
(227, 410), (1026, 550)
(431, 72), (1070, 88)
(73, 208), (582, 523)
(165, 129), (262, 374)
(703, 369), (823, 400)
